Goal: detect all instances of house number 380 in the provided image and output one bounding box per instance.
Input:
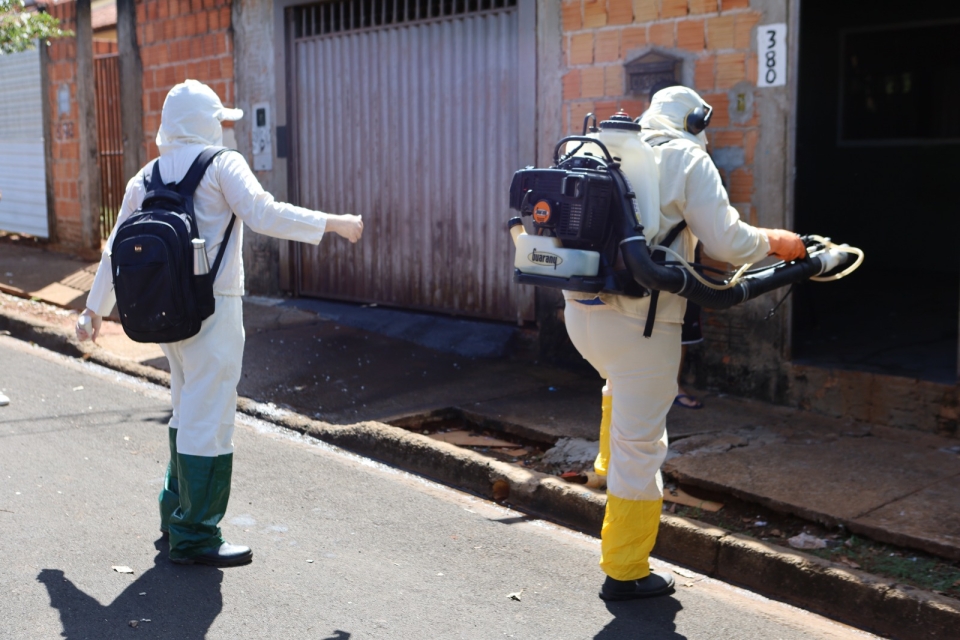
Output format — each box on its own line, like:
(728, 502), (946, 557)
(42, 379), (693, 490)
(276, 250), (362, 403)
(757, 23), (787, 88)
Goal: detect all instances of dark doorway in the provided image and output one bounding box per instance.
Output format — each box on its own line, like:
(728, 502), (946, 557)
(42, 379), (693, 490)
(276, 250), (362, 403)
(793, 0), (960, 384)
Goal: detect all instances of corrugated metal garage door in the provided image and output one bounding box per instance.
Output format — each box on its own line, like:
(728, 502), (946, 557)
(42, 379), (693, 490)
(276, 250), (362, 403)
(289, 0), (535, 323)
(0, 47), (49, 238)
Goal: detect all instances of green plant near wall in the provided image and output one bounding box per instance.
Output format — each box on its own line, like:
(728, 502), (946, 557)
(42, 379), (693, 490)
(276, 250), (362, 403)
(0, 0), (72, 55)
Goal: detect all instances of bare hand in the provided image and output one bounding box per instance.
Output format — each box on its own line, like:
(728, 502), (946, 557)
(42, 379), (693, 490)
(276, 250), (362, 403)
(762, 228), (806, 262)
(75, 309), (102, 343)
(330, 214), (364, 243)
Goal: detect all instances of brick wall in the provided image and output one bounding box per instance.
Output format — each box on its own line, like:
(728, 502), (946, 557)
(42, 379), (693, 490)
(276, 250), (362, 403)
(561, 0), (762, 225)
(45, 0), (82, 248)
(42, 0), (235, 251)
(136, 0), (235, 159)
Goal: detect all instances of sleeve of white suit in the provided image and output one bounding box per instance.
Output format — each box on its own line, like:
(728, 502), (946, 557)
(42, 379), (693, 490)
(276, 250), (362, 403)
(680, 152), (770, 266)
(214, 152), (327, 244)
(85, 175), (147, 318)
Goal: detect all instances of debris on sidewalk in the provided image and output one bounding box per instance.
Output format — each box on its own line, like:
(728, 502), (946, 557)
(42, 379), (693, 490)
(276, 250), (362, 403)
(787, 533), (828, 550)
(111, 565), (134, 574)
(539, 438), (598, 468)
(559, 470), (606, 489)
(506, 589), (524, 601)
(836, 555), (861, 569)
(429, 430), (520, 448)
(663, 486), (723, 512)
(492, 479), (510, 502)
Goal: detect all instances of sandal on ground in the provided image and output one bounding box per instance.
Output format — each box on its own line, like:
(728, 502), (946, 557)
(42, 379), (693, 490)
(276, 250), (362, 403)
(673, 394), (703, 410)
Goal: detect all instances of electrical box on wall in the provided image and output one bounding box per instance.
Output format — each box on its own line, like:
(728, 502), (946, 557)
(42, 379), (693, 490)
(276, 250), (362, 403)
(252, 102), (272, 171)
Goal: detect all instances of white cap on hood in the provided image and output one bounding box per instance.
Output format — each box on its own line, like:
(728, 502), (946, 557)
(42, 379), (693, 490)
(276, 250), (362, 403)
(156, 79), (243, 153)
(639, 85), (711, 149)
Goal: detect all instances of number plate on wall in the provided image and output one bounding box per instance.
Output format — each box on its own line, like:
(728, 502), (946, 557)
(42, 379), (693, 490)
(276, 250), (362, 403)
(757, 23), (787, 88)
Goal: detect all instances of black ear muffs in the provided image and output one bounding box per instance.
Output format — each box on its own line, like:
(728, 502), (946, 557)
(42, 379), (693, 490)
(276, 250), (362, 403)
(685, 104), (713, 135)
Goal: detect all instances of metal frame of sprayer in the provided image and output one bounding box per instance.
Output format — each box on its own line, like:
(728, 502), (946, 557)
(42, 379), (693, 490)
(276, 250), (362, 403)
(508, 134), (863, 311)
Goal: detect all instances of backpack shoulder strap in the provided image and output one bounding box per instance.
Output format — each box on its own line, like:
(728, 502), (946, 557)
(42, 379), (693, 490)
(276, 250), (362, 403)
(144, 159), (165, 191)
(176, 146), (232, 196)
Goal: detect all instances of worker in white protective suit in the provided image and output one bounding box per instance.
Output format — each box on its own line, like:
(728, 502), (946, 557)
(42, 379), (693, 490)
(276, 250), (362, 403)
(75, 80), (364, 567)
(563, 86), (805, 600)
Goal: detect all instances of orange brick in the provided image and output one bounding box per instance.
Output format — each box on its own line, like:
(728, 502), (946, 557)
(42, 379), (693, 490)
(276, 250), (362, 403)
(689, 0), (718, 14)
(709, 130), (744, 147)
(563, 69), (581, 101)
(746, 52), (758, 84)
(595, 100), (619, 121)
(608, 0), (633, 25)
(660, 0), (687, 19)
(604, 65), (624, 96)
(632, 0), (657, 23)
(619, 98), (645, 118)
(583, 0), (607, 28)
(702, 92), (729, 127)
(707, 15), (735, 49)
(734, 12), (760, 49)
(649, 22), (675, 47)
(219, 6), (230, 30)
(620, 26), (647, 55)
(569, 101), (596, 134)
(728, 168), (753, 203)
(581, 67), (606, 98)
(743, 129), (758, 163)
(562, 1), (582, 32)
(721, 0), (749, 9)
(595, 32), (620, 62)
(694, 55), (715, 91)
(569, 33), (594, 65)
(716, 52), (746, 88)
(678, 19), (705, 51)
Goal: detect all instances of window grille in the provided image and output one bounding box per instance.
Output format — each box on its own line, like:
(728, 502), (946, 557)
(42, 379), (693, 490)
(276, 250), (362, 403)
(292, 0), (517, 39)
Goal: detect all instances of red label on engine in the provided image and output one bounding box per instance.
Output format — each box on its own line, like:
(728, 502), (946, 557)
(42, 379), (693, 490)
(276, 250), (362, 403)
(533, 200), (552, 224)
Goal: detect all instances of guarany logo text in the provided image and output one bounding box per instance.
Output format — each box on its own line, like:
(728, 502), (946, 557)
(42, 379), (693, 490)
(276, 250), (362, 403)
(528, 249), (563, 270)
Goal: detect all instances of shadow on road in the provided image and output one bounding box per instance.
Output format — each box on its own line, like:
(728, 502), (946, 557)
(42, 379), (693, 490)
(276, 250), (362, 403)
(37, 537), (223, 639)
(595, 597), (686, 639)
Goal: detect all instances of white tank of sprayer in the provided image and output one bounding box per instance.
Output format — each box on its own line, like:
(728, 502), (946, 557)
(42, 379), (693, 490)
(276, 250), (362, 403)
(575, 110), (661, 242)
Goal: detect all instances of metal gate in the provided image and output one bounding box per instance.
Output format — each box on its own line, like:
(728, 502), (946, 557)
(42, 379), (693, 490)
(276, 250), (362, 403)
(94, 49), (124, 240)
(0, 46), (49, 238)
(288, 0), (535, 323)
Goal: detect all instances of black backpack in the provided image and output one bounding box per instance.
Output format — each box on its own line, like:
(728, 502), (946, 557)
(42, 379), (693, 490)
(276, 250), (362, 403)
(111, 147), (237, 344)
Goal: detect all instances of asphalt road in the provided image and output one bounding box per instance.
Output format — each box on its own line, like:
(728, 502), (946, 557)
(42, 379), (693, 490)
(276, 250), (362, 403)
(0, 336), (878, 640)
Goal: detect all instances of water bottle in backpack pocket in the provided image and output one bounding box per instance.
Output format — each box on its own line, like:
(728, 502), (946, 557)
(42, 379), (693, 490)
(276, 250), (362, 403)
(111, 147), (237, 343)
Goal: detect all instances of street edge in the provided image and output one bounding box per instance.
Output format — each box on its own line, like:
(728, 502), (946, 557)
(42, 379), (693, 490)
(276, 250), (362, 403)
(1, 304), (957, 640)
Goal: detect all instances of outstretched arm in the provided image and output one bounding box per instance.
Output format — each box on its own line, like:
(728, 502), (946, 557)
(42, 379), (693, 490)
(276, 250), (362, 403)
(215, 153), (363, 244)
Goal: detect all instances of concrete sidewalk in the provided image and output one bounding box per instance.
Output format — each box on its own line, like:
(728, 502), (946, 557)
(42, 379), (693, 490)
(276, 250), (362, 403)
(1, 238), (959, 568)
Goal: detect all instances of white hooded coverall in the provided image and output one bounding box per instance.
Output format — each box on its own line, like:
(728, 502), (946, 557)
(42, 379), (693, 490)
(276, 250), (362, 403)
(563, 86), (771, 581)
(85, 80), (332, 559)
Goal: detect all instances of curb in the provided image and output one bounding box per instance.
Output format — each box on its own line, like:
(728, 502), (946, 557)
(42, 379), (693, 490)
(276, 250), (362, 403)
(1, 303), (957, 640)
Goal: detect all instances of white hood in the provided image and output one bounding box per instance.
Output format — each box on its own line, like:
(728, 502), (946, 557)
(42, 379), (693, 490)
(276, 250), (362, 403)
(639, 85), (711, 150)
(156, 79), (243, 154)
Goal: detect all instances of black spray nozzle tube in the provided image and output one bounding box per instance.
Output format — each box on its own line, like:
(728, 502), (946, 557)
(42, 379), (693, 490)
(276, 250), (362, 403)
(609, 167), (851, 310)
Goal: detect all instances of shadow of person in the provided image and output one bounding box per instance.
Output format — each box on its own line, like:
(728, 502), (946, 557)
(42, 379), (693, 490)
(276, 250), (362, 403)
(594, 596), (686, 640)
(38, 537), (223, 639)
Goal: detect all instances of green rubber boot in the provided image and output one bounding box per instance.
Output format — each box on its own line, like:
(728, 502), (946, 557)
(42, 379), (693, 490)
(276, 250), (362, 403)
(168, 452), (233, 562)
(158, 428), (180, 535)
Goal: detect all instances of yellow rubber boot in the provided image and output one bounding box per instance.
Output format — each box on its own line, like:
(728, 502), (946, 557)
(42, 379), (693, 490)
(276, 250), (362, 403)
(599, 493), (663, 581)
(594, 393), (612, 477)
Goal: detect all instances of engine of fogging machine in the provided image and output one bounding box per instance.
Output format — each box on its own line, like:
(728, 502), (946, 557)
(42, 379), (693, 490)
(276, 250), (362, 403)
(507, 110), (863, 311)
